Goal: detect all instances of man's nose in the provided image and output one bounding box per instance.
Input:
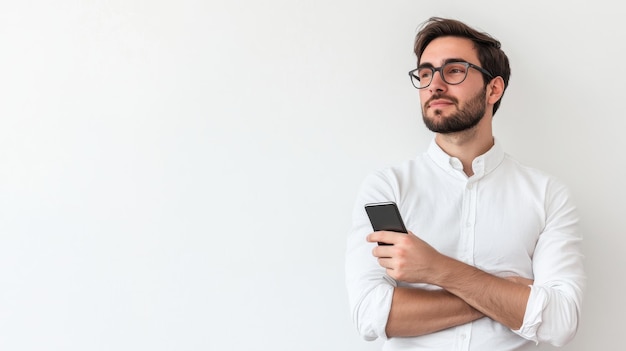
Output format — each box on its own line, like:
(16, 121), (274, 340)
(428, 70), (447, 92)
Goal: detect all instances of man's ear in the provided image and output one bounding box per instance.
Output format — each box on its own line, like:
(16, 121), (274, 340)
(486, 76), (505, 105)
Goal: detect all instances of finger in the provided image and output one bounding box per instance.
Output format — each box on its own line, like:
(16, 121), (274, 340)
(372, 245), (394, 258)
(377, 257), (394, 270)
(367, 230), (396, 245)
(366, 231), (382, 243)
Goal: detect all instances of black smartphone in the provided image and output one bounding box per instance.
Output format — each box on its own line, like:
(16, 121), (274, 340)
(364, 201), (407, 245)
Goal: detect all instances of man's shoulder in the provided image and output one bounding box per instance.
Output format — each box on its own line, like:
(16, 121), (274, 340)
(370, 154), (429, 178)
(502, 153), (549, 175)
(500, 153), (568, 189)
(359, 155), (432, 193)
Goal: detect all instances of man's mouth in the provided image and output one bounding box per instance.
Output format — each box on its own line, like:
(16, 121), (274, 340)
(428, 99), (454, 109)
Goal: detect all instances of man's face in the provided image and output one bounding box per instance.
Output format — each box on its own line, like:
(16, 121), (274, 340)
(418, 36), (489, 134)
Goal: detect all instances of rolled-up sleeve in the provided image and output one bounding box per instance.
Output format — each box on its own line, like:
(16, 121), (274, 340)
(514, 179), (585, 346)
(345, 172), (398, 341)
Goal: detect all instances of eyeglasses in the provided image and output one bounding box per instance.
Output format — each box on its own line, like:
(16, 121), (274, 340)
(408, 61), (493, 89)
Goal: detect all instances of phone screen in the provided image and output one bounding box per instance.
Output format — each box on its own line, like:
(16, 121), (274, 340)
(364, 201), (407, 233)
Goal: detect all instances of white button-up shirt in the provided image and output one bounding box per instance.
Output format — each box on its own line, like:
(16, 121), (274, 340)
(345, 139), (585, 351)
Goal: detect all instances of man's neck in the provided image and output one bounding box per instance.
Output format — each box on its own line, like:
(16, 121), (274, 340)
(435, 118), (494, 177)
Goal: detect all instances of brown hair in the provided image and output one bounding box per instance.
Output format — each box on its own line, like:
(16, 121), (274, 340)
(414, 17), (511, 115)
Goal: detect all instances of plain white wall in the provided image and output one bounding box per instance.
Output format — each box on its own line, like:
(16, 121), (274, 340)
(0, 1), (623, 350)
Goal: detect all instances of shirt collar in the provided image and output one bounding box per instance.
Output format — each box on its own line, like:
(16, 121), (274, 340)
(426, 137), (505, 178)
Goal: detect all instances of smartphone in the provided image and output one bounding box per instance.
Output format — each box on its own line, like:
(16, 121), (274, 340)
(364, 201), (407, 245)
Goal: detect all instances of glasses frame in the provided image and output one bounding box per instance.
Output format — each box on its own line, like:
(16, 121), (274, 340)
(408, 61), (494, 89)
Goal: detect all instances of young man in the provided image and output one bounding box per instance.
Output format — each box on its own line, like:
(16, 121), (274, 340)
(345, 17), (585, 350)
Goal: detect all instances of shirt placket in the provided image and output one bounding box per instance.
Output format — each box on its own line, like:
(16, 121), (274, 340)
(455, 178), (478, 351)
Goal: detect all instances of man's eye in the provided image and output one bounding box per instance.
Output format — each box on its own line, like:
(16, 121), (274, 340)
(418, 71), (432, 79)
(445, 65), (467, 75)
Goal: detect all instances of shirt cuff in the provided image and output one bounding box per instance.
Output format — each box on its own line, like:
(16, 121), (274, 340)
(355, 282), (394, 341)
(512, 285), (548, 344)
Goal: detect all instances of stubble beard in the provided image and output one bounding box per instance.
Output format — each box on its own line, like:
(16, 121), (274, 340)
(422, 87), (487, 134)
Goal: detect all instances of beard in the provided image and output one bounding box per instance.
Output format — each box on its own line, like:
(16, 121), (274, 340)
(422, 87), (487, 134)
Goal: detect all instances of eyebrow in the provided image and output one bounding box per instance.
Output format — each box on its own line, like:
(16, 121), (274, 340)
(418, 58), (470, 69)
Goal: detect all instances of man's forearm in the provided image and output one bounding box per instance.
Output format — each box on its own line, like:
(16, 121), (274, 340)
(434, 256), (531, 330)
(385, 286), (484, 337)
(368, 231), (532, 334)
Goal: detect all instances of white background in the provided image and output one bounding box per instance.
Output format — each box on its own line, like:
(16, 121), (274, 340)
(0, 1), (623, 350)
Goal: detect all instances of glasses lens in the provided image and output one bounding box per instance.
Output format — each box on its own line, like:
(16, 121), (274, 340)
(410, 68), (432, 88)
(442, 62), (469, 85)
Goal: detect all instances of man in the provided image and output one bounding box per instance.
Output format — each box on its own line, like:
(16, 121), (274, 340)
(345, 17), (584, 350)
